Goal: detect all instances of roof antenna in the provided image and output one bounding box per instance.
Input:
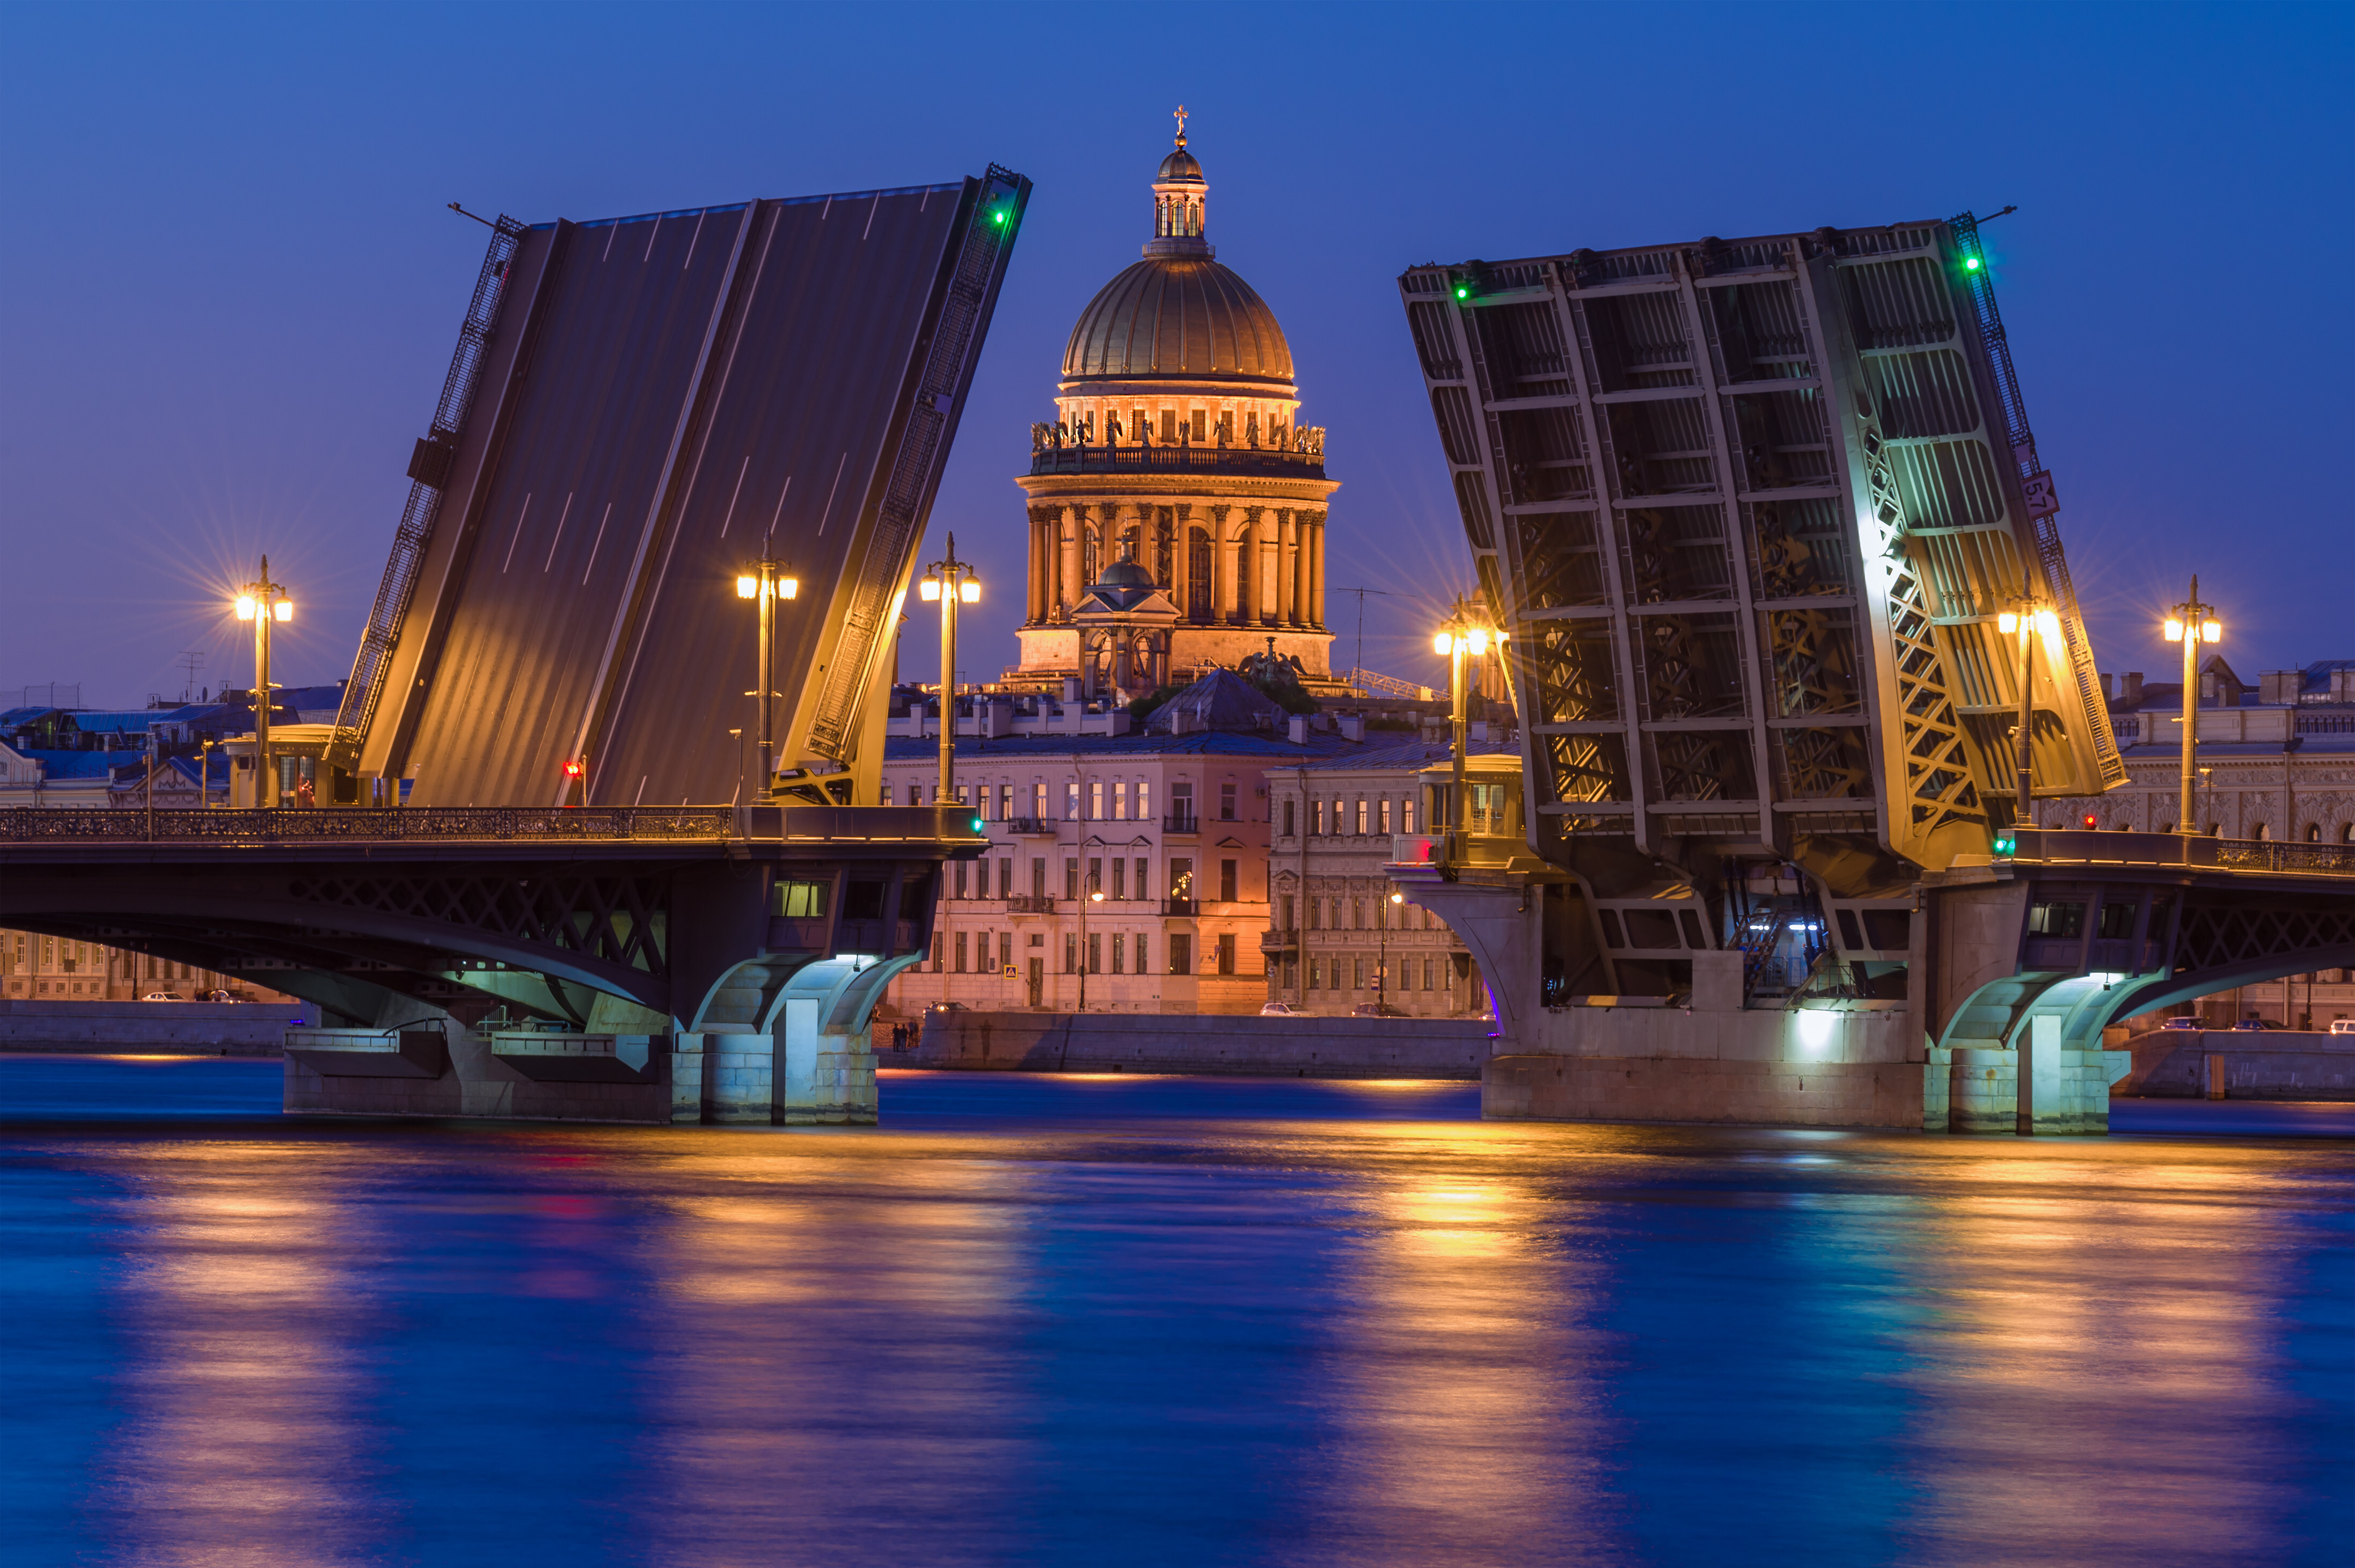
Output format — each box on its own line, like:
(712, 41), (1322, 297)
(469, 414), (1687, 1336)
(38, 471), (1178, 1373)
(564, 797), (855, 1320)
(449, 202), (499, 230)
(1977, 204), (2020, 224)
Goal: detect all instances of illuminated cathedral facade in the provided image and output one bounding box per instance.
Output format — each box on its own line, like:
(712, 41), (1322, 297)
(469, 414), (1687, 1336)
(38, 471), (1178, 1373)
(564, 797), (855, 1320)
(1007, 116), (1341, 701)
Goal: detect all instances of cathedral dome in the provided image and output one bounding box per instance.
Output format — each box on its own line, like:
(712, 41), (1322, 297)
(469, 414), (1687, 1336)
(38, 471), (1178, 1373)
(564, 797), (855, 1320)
(1061, 119), (1294, 392)
(1060, 258), (1294, 390)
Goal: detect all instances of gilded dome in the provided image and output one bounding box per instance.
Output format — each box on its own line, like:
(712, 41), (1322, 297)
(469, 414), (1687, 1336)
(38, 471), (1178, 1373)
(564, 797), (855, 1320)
(1156, 145), (1204, 184)
(1061, 256), (1294, 390)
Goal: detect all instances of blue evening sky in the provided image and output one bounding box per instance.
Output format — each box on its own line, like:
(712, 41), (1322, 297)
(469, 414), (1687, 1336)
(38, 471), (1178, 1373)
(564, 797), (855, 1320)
(2, 2), (2347, 707)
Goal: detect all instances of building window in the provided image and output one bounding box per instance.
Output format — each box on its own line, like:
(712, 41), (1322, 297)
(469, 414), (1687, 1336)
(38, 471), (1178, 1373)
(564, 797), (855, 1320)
(999, 784), (1013, 820)
(1220, 781), (1237, 821)
(1311, 799), (1325, 836)
(1032, 858), (1047, 898)
(998, 859), (1013, 899)
(1220, 859), (1238, 903)
(1066, 782), (1081, 820)
(1135, 858), (1150, 900)
(1065, 859), (1080, 900)
(1281, 895), (1294, 932)
(1171, 858), (1194, 903)
(1217, 933), (1236, 975)
(1423, 958), (1435, 991)
(1088, 933), (1101, 974)
(1087, 857), (1102, 896)
(953, 862), (969, 899)
(1001, 933), (1015, 970)
(1334, 796), (1347, 833)
(1403, 798), (1416, 833)
(1160, 408), (1176, 443)
(1133, 934), (1150, 974)
(1089, 780), (1103, 819)
(1064, 934), (1078, 974)
(1111, 859), (1127, 900)
(1356, 798), (1369, 834)
(1378, 798), (1392, 834)
(1170, 780), (1193, 827)
(1309, 961), (1322, 990)
(1352, 899), (1363, 930)
(931, 934), (944, 971)
(1111, 933), (1125, 973)
(1034, 782), (1049, 820)
(1308, 897), (1321, 930)
(1354, 957), (1366, 989)
(1138, 781), (1152, 820)
(775, 880), (828, 917)
(1168, 933), (1193, 974)
(1282, 800), (1296, 837)
(954, 932), (968, 973)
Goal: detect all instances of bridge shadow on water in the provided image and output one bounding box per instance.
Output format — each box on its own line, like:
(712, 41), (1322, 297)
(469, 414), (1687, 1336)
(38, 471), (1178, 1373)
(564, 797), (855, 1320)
(4, 1055), (2353, 1567)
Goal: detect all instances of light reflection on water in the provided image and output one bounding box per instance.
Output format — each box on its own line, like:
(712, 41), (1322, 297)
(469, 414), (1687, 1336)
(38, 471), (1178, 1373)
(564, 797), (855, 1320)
(3, 1058), (2352, 1566)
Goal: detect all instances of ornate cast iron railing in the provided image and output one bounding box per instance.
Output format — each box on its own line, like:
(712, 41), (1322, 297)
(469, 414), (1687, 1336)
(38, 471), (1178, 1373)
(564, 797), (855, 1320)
(0, 806), (735, 844)
(2006, 827), (2355, 878)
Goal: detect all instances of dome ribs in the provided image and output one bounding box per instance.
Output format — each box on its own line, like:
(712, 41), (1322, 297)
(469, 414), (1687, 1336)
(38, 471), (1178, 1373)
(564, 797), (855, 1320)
(1057, 260), (1294, 388)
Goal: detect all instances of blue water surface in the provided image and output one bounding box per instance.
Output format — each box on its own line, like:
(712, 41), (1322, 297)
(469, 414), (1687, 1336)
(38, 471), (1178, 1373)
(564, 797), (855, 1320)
(4, 1054), (2352, 1566)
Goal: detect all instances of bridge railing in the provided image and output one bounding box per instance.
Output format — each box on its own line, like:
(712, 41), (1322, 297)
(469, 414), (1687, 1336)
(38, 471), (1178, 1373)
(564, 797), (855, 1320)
(2008, 827), (2355, 877)
(0, 803), (982, 847)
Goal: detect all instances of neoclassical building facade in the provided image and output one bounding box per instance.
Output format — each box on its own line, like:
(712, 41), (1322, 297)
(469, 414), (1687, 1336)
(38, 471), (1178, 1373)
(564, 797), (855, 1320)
(1010, 122), (1342, 701)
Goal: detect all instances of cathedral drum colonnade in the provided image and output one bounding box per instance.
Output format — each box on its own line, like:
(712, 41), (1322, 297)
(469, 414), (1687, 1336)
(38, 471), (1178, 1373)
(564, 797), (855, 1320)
(1011, 113), (1342, 702)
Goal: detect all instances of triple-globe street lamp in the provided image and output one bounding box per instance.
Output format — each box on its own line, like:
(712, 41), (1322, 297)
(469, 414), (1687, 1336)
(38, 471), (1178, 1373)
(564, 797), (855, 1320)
(233, 558), (292, 808)
(2162, 578), (2223, 837)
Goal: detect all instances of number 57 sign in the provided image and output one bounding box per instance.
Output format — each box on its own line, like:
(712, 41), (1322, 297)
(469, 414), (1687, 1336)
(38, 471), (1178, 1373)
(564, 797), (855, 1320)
(2021, 470), (2059, 519)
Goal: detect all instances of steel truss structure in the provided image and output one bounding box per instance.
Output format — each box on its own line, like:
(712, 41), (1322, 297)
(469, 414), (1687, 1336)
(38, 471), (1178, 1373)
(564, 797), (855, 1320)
(1401, 217), (2119, 995)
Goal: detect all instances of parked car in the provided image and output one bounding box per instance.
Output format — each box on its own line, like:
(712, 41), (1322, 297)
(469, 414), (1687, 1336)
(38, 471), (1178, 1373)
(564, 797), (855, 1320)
(1259, 1002), (1310, 1017)
(2331, 1020), (2355, 1036)
(200, 989), (234, 1002)
(1349, 1002), (1408, 1018)
(923, 1001), (968, 1018)
(2229, 1017), (2273, 1031)
(2157, 1016), (2203, 1031)
(140, 991), (185, 1002)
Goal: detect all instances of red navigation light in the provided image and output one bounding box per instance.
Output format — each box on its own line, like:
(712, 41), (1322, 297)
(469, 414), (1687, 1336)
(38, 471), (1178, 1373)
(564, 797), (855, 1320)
(563, 760), (583, 778)
(2082, 813), (2098, 830)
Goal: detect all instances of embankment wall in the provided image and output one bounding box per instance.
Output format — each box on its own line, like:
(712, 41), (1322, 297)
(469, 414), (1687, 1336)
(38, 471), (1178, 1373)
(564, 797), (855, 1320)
(889, 1012), (1496, 1079)
(0, 999), (308, 1055)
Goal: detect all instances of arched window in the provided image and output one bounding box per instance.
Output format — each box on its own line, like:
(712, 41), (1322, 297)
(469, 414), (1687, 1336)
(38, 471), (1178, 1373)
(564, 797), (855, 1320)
(2309, 823), (2323, 842)
(2253, 823), (2269, 841)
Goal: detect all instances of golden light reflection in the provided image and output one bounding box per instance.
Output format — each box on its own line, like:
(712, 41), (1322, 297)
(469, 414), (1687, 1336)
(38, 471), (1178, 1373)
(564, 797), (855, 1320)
(90, 1150), (374, 1565)
(1325, 1163), (1613, 1555)
(1879, 1138), (2302, 1557)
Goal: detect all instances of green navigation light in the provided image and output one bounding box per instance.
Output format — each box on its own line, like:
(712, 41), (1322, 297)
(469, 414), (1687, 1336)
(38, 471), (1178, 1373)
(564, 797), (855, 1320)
(993, 210), (1007, 225)
(1454, 285), (1468, 299)
(1964, 256), (1981, 270)
(970, 815), (985, 833)
(1992, 833), (2016, 856)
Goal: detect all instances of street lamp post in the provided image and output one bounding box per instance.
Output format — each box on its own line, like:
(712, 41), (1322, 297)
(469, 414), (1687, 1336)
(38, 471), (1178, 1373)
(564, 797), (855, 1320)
(919, 534), (982, 805)
(1078, 881), (1103, 1012)
(735, 556), (798, 794)
(1376, 889), (1404, 1013)
(1996, 597), (2059, 826)
(234, 558), (292, 808)
(1432, 598), (1504, 866)
(2163, 578), (2222, 836)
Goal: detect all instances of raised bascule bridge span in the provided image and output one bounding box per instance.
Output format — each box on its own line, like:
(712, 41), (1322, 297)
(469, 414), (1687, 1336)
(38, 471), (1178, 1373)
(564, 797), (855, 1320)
(1, 165), (1030, 1124)
(1389, 216), (2355, 1133)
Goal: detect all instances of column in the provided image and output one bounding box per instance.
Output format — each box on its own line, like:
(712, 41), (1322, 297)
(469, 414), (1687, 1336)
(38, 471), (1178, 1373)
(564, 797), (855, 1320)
(1059, 508), (1080, 621)
(1293, 511), (1311, 627)
(1277, 511), (1297, 627)
(1027, 512), (1044, 623)
(1214, 508), (1236, 624)
(1171, 501), (1191, 622)
(1310, 515), (1326, 629)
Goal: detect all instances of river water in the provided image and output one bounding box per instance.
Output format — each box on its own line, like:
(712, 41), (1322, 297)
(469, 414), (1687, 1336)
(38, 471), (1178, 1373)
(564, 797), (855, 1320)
(5, 1056), (2353, 1567)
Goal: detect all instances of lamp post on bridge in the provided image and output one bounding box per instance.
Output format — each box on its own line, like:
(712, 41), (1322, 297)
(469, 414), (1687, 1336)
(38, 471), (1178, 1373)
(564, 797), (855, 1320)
(1376, 888), (1403, 1014)
(2163, 580), (2222, 836)
(1431, 598), (1504, 868)
(919, 535), (982, 805)
(1997, 596), (2058, 827)
(736, 556), (798, 795)
(233, 559), (292, 808)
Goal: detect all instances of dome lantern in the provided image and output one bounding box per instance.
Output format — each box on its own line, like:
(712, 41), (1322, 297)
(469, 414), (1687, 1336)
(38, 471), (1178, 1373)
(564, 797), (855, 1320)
(1149, 105), (1210, 258)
